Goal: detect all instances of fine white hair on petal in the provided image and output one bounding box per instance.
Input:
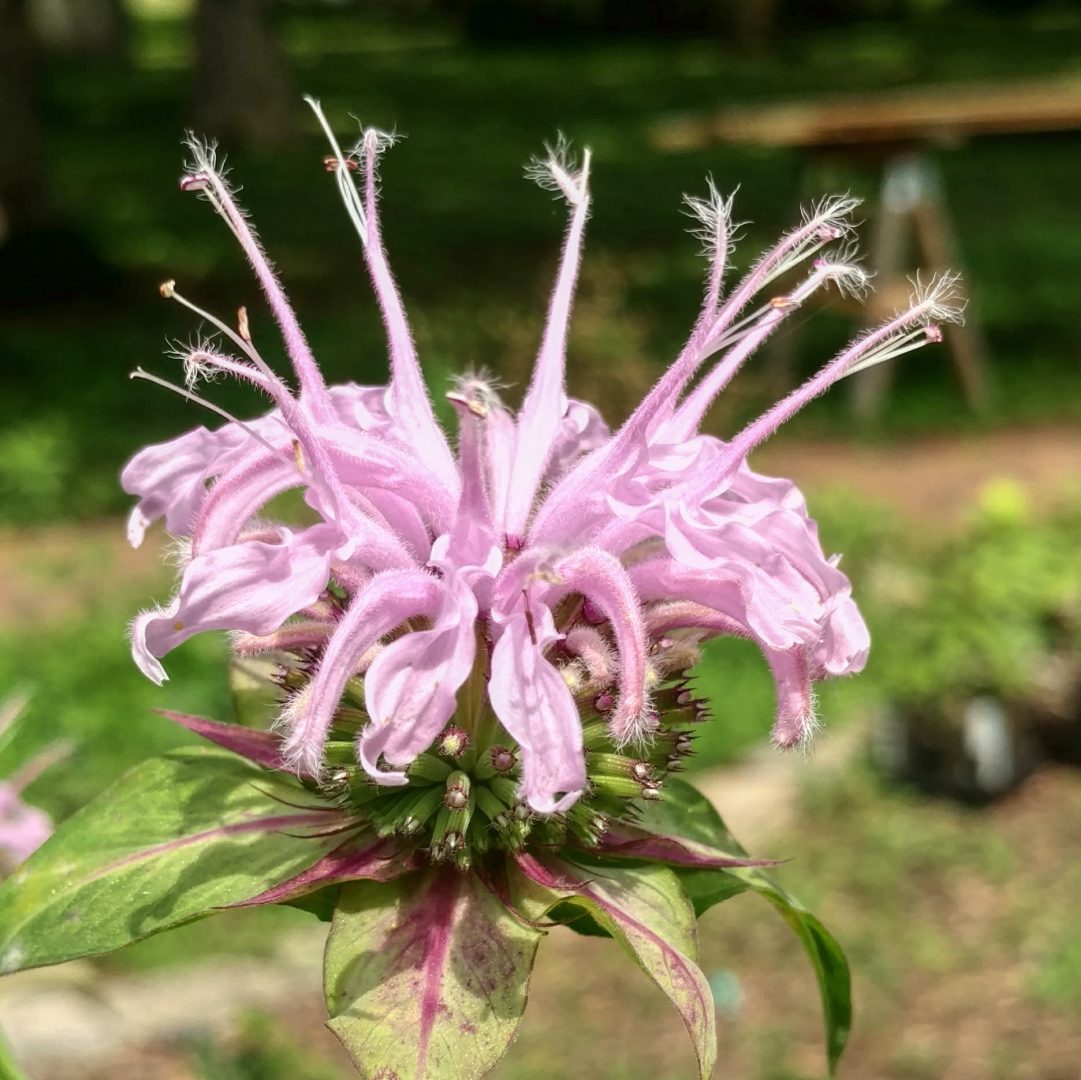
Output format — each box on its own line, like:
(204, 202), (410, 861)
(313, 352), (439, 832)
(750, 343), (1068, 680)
(163, 535), (193, 570)
(909, 269), (967, 324)
(524, 133), (590, 207)
(681, 177), (741, 257)
(450, 369), (509, 412)
(612, 691), (657, 751)
(800, 192), (862, 238)
(275, 685), (323, 779)
(818, 240), (874, 301)
(771, 700), (821, 753)
(352, 126), (401, 162)
(167, 334), (224, 389)
(181, 134), (244, 210)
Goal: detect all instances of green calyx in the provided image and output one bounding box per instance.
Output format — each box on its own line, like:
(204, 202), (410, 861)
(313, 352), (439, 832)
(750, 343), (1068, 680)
(301, 675), (708, 871)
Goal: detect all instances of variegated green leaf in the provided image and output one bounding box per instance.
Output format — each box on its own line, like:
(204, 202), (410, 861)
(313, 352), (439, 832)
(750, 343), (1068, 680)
(0, 747), (346, 972)
(325, 868), (542, 1079)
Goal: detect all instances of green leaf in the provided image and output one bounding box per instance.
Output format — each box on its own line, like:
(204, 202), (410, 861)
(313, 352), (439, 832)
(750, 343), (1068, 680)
(677, 867), (752, 915)
(0, 746), (347, 972)
(284, 885), (339, 923)
(638, 776), (753, 857)
(0, 1026), (30, 1080)
(511, 854), (716, 1080)
(639, 778), (852, 1074)
(733, 873), (852, 1075)
(325, 868), (543, 1080)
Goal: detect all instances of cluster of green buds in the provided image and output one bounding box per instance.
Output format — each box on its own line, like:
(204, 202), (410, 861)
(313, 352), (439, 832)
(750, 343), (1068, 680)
(270, 648), (708, 871)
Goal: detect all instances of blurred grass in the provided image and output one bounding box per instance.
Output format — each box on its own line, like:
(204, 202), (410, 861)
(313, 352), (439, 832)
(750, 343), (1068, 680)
(4, 7), (1081, 522)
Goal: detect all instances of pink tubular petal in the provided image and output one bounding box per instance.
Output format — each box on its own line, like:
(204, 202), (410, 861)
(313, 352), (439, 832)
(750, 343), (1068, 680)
(531, 201), (862, 547)
(280, 569), (443, 778)
(360, 577), (479, 779)
(816, 595), (870, 677)
(683, 179), (734, 322)
(663, 261), (847, 444)
(121, 422), (255, 544)
(542, 398), (609, 486)
(442, 392), (498, 569)
(132, 523), (344, 683)
(192, 449), (300, 554)
(484, 404), (517, 538)
(358, 488), (432, 563)
(231, 620), (334, 655)
(189, 434), (420, 572)
(356, 133), (457, 493)
(504, 151), (591, 538)
(489, 602), (586, 813)
(328, 382), (393, 431)
(643, 600), (746, 639)
(549, 547), (649, 744)
(629, 556), (813, 652)
(765, 646), (816, 749)
(563, 625), (617, 687)
(323, 430), (457, 536)
(723, 289), (956, 471)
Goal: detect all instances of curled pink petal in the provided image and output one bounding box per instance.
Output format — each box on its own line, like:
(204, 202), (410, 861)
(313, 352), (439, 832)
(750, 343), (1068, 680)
(489, 601), (586, 813)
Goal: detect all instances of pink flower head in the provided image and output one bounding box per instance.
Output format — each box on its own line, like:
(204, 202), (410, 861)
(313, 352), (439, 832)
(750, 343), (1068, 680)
(125, 102), (962, 817)
(0, 694), (62, 873)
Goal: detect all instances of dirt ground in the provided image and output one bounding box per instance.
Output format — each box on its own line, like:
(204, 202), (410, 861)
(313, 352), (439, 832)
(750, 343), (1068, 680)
(755, 423), (1081, 529)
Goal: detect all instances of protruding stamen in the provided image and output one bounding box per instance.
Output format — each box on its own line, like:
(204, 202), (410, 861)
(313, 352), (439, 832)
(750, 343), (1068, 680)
(304, 97), (457, 493)
(129, 368), (284, 458)
(180, 134), (333, 418)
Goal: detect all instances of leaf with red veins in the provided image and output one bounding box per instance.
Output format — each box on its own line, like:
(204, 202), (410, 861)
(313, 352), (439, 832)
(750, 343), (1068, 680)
(158, 709), (293, 773)
(637, 777), (852, 1075)
(0, 748), (346, 972)
(510, 852), (717, 1080)
(230, 836), (421, 909)
(325, 868), (542, 1080)
(592, 823), (780, 870)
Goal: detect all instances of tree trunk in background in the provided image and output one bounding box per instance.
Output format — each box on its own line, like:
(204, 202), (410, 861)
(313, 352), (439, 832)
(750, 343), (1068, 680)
(0, 0), (51, 245)
(732, 0), (779, 56)
(193, 0), (297, 148)
(29, 0), (129, 61)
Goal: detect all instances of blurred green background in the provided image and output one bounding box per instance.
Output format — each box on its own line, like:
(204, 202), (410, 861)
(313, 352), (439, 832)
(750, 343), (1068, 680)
(2, 0), (1081, 1078)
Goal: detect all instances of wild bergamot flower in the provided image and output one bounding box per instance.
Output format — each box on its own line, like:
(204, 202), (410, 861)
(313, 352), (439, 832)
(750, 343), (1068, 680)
(0, 101), (962, 1080)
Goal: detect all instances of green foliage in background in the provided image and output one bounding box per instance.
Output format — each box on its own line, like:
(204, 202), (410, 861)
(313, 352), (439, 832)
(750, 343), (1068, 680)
(4, 7), (1081, 524)
(852, 485), (1081, 707)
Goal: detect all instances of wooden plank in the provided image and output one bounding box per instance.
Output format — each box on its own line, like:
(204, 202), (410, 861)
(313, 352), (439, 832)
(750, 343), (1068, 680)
(654, 76), (1081, 151)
